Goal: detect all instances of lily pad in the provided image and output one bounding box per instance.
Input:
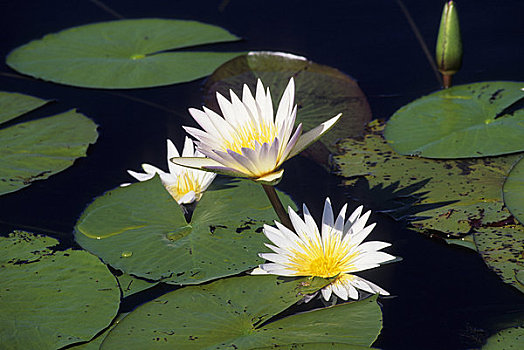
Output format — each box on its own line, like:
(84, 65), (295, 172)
(70, 313), (128, 350)
(335, 121), (522, 236)
(474, 225), (524, 294)
(100, 275), (382, 349)
(0, 231), (120, 350)
(7, 19), (244, 89)
(203, 51), (372, 167)
(0, 92), (98, 195)
(115, 272), (159, 298)
(503, 156), (524, 225)
(385, 81), (524, 158)
(0, 91), (49, 125)
(482, 325), (524, 349)
(75, 177), (296, 285)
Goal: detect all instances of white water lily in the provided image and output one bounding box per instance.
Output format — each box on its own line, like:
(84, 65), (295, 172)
(124, 138), (216, 204)
(252, 198), (395, 301)
(171, 78), (341, 185)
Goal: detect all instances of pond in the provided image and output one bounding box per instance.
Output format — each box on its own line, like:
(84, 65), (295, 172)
(1, 0), (523, 349)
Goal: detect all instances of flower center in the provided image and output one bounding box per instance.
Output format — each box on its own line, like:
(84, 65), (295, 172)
(165, 171), (202, 202)
(222, 120), (277, 154)
(288, 237), (358, 278)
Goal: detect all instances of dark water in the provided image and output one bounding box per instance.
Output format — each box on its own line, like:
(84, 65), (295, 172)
(1, 0), (523, 349)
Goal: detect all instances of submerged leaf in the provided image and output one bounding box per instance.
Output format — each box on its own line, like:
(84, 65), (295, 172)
(75, 177), (295, 285)
(0, 231), (120, 349)
(203, 51), (372, 167)
(100, 275), (382, 349)
(7, 19), (243, 88)
(385, 81), (524, 158)
(0, 91), (98, 195)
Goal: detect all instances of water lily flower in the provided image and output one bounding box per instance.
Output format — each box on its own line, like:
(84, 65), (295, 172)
(124, 138), (216, 204)
(252, 198), (395, 301)
(171, 78), (341, 185)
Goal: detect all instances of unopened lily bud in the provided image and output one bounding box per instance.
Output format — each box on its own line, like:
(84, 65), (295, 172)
(436, 1), (463, 84)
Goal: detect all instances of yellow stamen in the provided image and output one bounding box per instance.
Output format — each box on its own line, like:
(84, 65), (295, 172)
(165, 171), (202, 202)
(222, 120), (277, 154)
(287, 236), (358, 278)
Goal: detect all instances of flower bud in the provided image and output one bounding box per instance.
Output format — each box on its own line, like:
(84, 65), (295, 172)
(436, 1), (463, 82)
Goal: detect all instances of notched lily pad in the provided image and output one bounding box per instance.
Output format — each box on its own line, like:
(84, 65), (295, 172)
(115, 272), (159, 298)
(385, 81), (524, 158)
(0, 91), (98, 195)
(75, 177), (296, 285)
(482, 325), (524, 349)
(203, 51), (372, 167)
(503, 156), (524, 225)
(0, 231), (120, 350)
(100, 275), (382, 349)
(7, 19), (244, 88)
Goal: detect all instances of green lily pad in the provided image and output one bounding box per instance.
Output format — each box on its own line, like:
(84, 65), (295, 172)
(474, 225), (524, 294)
(504, 156), (524, 225)
(482, 325), (524, 349)
(116, 272), (159, 298)
(335, 120), (522, 236)
(70, 313), (129, 350)
(517, 270), (524, 286)
(0, 231), (120, 349)
(385, 81), (524, 158)
(7, 19), (244, 89)
(0, 91), (49, 125)
(100, 275), (382, 349)
(75, 177), (296, 285)
(0, 92), (98, 195)
(203, 51), (372, 167)
(254, 344), (377, 349)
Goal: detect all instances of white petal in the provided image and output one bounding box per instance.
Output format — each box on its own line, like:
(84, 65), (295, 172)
(250, 267), (269, 275)
(332, 281), (349, 300)
(177, 191), (197, 204)
(321, 285), (333, 301)
(167, 139), (181, 175)
(127, 170), (155, 182)
(288, 113), (341, 159)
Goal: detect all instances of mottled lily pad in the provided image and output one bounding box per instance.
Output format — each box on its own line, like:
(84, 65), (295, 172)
(385, 81), (524, 158)
(203, 51), (372, 167)
(0, 231), (120, 350)
(503, 156), (524, 225)
(482, 325), (524, 349)
(100, 275), (382, 349)
(75, 177), (295, 285)
(0, 91), (98, 195)
(335, 121), (522, 236)
(7, 19), (243, 89)
(115, 272), (159, 298)
(70, 313), (128, 350)
(474, 225), (524, 294)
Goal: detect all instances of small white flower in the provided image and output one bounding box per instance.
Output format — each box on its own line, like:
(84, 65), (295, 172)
(125, 138), (215, 204)
(252, 198), (395, 301)
(171, 78), (341, 185)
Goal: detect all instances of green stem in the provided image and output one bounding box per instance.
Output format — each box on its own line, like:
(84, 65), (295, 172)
(261, 184), (293, 230)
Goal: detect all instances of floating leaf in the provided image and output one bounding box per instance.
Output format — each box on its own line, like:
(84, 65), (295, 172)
(203, 51), (372, 166)
(70, 313), (128, 350)
(0, 91), (49, 125)
(482, 325), (524, 349)
(7, 19), (244, 89)
(0, 92), (98, 195)
(116, 272), (159, 298)
(385, 81), (524, 158)
(335, 121), (522, 236)
(254, 344), (376, 349)
(474, 225), (524, 294)
(75, 177), (295, 285)
(504, 156), (524, 225)
(0, 231), (120, 349)
(100, 275), (382, 349)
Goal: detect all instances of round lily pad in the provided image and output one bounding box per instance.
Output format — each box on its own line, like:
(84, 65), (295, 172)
(7, 19), (243, 89)
(385, 81), (524, 158)
(203, 51), (372, 166)
(116, 272), (159, 298)
(0, 231), (120, 349)
(75, 177), (296, 285)
(503, 156), (524, 225)
(100, 275), (382, 349)
(0, 91), (98, 196)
